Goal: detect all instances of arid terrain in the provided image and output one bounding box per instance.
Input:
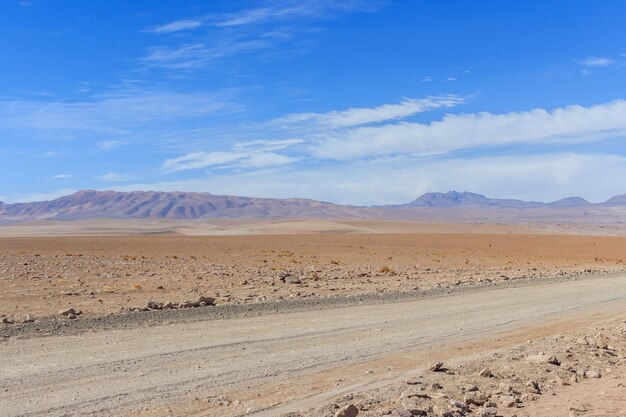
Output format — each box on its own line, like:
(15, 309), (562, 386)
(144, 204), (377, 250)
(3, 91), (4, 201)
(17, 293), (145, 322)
(2, 221), (626, 417)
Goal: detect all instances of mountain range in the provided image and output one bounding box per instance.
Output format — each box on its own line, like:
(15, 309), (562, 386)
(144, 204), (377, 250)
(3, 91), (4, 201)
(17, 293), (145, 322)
(0, 190), (624, 224)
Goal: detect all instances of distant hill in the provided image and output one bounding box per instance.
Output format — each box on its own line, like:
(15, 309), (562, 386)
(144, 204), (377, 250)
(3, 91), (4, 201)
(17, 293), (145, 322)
(545, 197), (591, 207)
(400, 191), (543, 209)
(601, 194), (626, 206)
(0, 190), (365, 222)
(1, 189), (626, 224)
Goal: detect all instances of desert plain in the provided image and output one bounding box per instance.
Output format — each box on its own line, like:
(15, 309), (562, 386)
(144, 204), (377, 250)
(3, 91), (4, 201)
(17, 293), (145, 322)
(2, 219), (626, 417)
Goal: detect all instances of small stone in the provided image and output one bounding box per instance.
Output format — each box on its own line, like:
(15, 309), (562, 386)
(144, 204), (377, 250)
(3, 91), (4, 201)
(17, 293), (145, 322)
(465, 384), (479, 392)
(335, 404), (359, 417)
(464, 391), (487, 406)
(58, 308), (76, 316)
(390, 409), (412, 417)
(430, 362), (444, 372)
(521, 393), (539, 402)
(1, 316), (14, 324)
(499, 395), (518, 408)
(21, 315), (35, 323)
(595, 332), (609, 349)
(478, 368), (493, 377)
(526, 380), (540, 393)
(584, 370), (601, 379)
(67, 312), (77, 320)
(478, 407), (498, 417)
(198, 296), (216, 306)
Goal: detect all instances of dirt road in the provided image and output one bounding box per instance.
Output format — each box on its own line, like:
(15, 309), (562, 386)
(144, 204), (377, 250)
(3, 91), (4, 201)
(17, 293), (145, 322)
(2, 274), (626, 417)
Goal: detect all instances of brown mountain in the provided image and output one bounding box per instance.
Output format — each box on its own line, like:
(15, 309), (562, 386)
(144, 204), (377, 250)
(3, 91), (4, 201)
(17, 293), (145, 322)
(0, 190), (367, 222)
(2, 189), (626, 225)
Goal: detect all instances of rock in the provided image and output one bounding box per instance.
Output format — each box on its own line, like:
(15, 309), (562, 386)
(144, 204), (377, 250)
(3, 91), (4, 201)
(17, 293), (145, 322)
(146, 300), (163, 310)
(403, 389), (430, 399)
(478, 368), (493, 377)
(525, 354), (560, 366)
(284, 276), (302, 284)
(464, 384), (479, 392)
(464, 391), (487, 406)
(198, 296), (216, 306)
(404, 378), (422, 385)
(499, 395), (518, 408)
(21, 315), (35, 323)
(595, 332), (609, 349)
(584, 370), (601, 379)
(1, 316), (14, 324)
(406, 409), (427, 417)
(390, 409), (412, 417)
(335, 404), (359, 417)
(521, 393), (539, 402)
(58, 308), (76, 316)
(449, 399), (469, 411)
(430, 362), (444, 372)
(478, 407), (498, 417)
(526, 380), (540, 394)
(67, 312), (77, 319)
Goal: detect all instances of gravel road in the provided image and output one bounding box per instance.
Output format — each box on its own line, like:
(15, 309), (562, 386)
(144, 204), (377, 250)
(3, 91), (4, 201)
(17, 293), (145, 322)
(2, 274), (626, 417)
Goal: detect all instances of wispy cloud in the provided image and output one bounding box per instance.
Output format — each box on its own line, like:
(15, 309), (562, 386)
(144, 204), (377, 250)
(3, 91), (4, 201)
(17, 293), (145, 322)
(52, 174), (72, 179)
(579, 56), (615, 67)
(0, 89), (238, 145)
(141, 1), (383, 70)
(163, 150), (298, 172)
(149, 19), (202, 34)
(309, 100), (626, 159)
(275, 96), (464, 129)
(210, 0), (380, 27)
(97, 140), (125, 150)
(96, 172), (136, 182)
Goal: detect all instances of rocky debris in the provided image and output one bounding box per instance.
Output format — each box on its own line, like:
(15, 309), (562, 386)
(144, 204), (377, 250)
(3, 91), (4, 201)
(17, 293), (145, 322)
(478, 407), (498, 416)
(477, 368), (493, 377)
(334, 404), (359, 417)
(1, 316), (14, 324)
(525, 353), (561, 366)
(139, 295), (216, 311)
(58, 308), (82, 318)
(390, 409), (412, 417)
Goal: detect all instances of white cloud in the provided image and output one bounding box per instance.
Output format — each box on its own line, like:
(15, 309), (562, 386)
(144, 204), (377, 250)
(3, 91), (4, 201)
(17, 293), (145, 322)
(114, 153), (626, 206)
(211, 1), (379, 27)
(579, 56), (615, 67)
(97, 172), (135, 182)
(52, 174), (72, 179)
(163, 150), (298, 172)
(310, 100), (626, 159)
(275, 96), (464, 129)
(97, 140), (124, 150)
(149, 19), (202, 34)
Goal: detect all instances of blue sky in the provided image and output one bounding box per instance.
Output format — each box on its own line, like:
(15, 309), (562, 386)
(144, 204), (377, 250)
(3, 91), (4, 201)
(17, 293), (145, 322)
(2, 0), (626, 204)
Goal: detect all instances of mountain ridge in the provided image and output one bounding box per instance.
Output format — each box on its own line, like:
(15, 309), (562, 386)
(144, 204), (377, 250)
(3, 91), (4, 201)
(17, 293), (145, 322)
(0, 189), (625, 223)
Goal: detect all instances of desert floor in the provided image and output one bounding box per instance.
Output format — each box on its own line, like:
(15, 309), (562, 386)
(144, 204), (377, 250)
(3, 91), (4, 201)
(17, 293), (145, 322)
(2, 220), (626, 417)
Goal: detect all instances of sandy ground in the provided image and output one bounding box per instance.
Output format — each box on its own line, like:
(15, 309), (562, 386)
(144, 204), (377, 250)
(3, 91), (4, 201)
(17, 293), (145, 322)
(1, 274), (626, 417)
(2, 229), (626, 319)
(2, 223), (626, 417)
